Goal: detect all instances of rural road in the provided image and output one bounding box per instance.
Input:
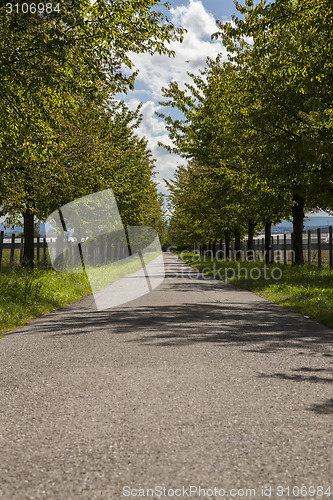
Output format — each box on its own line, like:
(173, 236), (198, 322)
(0, 253), (332, 500)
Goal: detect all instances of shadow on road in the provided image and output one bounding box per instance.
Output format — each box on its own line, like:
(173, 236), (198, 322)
(6, 254), (332, 415)
(308, 399), (333, 414)
(13, 298), (332, 355)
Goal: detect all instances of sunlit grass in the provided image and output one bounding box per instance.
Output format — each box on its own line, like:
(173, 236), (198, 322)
(0, 266), (92, 334)
(0, 251), (162, 334)
(85, 251), (161, 290)
(179, 252), (333, 329)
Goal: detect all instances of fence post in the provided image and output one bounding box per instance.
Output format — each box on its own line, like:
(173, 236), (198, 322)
(307, 230), (311, 265)
(271, 236), (274, 263)
(212, 241), (216, 258)
(10, 233), (15, 267)
(317, 228), (321, 268)
(0, 230), (4, 271)
(291, 232), (294, 264)
(49, 239), (52, 263)
(20, 236), (24, 263)
(329, 226), (333, 271)
(43, 237), (47, 264)
(284, 234), (287, 265)
(36, 236), (40, 263)
(276, 235), (281, 262)
(261, 238), (264, 260)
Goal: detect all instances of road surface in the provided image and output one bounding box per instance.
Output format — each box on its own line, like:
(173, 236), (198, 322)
(0, 253), (332, 499)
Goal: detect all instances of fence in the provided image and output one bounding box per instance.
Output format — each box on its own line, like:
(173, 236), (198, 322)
(0, 231), (130, 273)
(194, 226), (333, 270)
(0, 231), (48, 272)
(1, 227), (333, 272)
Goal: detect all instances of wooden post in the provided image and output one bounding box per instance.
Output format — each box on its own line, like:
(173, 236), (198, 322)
(271, 236), (274, 263)
(225, 233), (230, 259)
(36, 236), (40, 263)
(264, 222), (271, 263)
(100, 235), (105, 263)
(329, 226), (333, 271)
(49, 239), (52, 263)
(43, 238), (47, 264)
(291, 232), (294, 263)
(20, 236), (24, 263)
(212, 241), (216, 258)
(234, 228), (241, 260)
(261, 238), (264, 260)
(317, 228), (321, 268)
(276, 235), (280, 262)
(10, 233), (15, 266)
(284, 234), (287, 265)
(69, 244), (72, 267)
(107, 235), (112, 262)
(307, 230), (311, 265)
(0, 230), (4, 271)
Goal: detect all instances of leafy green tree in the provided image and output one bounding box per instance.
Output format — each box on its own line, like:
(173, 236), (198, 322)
(158, 55), (289, 256)
(212, 0), (333, 263)
(1, 96), (166, 261)
(0, 0), (183, 265)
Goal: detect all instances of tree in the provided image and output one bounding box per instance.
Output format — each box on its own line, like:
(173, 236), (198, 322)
(158, 55), (289, 255)
(1, 96), (166, 262)
(0, 0), (184, 265)
(212, 0), (333, 263)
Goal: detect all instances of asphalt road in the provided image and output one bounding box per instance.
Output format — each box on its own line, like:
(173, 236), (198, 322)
(0, 253), (332, 500)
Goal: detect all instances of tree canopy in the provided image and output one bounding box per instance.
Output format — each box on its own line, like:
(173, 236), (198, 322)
(0, 0), (185, 264)
(159, 0), (333, 262)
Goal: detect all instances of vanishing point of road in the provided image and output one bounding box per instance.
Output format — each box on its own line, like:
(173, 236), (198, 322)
(0, 253), (332, 499)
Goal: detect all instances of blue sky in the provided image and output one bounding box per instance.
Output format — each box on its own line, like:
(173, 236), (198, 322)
(167, 0), (243, 20)
(123, 0), (241, 192)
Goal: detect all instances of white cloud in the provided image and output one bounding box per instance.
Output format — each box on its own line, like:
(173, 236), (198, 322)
(138, 101), (166, 137)
(123, 0), (228, 192)
(170, 0), (219, 39)
(129, 0), (226, 100)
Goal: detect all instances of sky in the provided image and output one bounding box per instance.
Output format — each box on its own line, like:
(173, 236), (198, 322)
(122, 0), (239, 194)
(121, 0), (332, 218)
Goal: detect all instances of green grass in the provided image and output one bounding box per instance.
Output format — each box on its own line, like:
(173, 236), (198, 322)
(0, 266), (92, 334)
(0, 247), (47, 272)
(85, 251), (161, 290)
(179, 252), (333, 329)
(0, 251), (163, 335)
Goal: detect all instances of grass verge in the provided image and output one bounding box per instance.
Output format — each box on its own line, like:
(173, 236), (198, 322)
(179, 252), (333, 329)
(0, 251), (163, 335)
(0, 267), (91, 334)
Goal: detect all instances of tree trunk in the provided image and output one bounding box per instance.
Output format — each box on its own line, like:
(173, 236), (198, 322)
(225, 232), (230, 259)
(247, 220), (255, 261)
(247, 219), (255, 251)
(292, 193), (305, 264)
(264, 221), (271, 264)
(23, 209), (34, 268)
(212, 241), (216, 257)
(234, 227), (241, 260)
